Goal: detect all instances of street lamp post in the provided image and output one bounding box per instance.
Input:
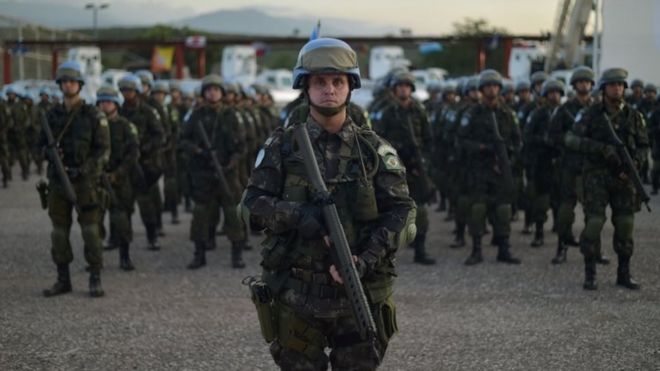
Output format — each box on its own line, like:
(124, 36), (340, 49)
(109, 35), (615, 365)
(85, 3), (109, 39)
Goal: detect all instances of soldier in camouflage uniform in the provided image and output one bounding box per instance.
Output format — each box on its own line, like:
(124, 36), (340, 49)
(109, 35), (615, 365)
(180, 74), (247, 269)
(548, 66), (607, 264)
(458, 70), (522, 266)
(151, 81), (181, 225)
(445, 78), (480, 248)
(524, 79), (564, 247)
(626, 79), (644, 109)
(375, 71), (436, 265)
(243, 37), (415, 371)
(39, 61), (110, 297)
(512, 81), (532, 221)
(567, 68), (648, 290)
(647, 96), (660, 195)
(520, 72), (548, 234)
(5, 86), (31, 180)
(97, 86), (139, 271)
(0, 98), (12, 188)
(429, 84), (457, 213)
(636, 83), (656, 184)
(118, 74), (165, 251)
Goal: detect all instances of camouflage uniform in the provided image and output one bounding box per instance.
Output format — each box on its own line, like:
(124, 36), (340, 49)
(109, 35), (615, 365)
(0, 100), (12, 187)
(375, 71), (436, 265)
(458, 70), (522, 266)
(243, 37), (414, 371)
(119, 81), (164, 250)
(523, 80), (564, 247)
(569, 68), (649, 290)
(39, 61), (110, 297)
(244, 118), (413, 370)
(6, 97), (31, 180)
(180, 83), (248, 269)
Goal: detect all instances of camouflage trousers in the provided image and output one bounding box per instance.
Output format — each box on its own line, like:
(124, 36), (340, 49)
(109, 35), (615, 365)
(106, 179), (135, 246)
(555, 166), (583, 242)
(580, 169), (638, 259)
(268, 290), (395, 371)
(466, 169), (512, 239)
(0, 141), (10, 182)
(190, 173), (246, 244)
(136, 182), (161, 227)
(9, 142), (29, 177)
(163, 148), (179, 215)
(47, 180), (104, 270)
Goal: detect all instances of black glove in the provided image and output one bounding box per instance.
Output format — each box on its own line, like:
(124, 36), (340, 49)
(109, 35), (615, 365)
(358, 227), (390, 277)
(297, 203), (326, 240)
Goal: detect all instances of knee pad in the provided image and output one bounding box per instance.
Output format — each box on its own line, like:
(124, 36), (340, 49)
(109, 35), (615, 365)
(80, 223), (101, 247)
(612, 213), (634, 241)
(583, 214), (606, 242)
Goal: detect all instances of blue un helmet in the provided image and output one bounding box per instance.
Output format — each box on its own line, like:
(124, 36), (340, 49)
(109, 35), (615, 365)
(292, 38), (361, 90)
(135, 70), (154, 88)
(55, 61), (85, 85)
(118, 74), (143, 94)
(96, 85), (123, 106)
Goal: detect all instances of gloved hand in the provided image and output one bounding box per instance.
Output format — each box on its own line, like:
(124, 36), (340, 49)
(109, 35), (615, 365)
(297, 203), (326, 240)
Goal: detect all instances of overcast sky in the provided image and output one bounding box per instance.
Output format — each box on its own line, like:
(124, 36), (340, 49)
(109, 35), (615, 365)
(3, 0), (562, 35)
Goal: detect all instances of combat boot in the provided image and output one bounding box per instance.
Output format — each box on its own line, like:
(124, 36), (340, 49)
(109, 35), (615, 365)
(145, 223), (161, 251)
(583, 258), (597, 290)
(232, 241), (246, 269)
(450, 222), (465, 248)
(43, 264), (72, 297)
(595, 253), (610, 265)
(530, 223), (544, 247)
(616, 256), (640, 290)
(187, 241), (207, 270)
(413, 233), (436, 265)
(464, 237), (483, 266)
(88, 268), (105, 297)
(119, 243), (135, 271)
(551, 240), (567, 264)
(496, 236), (521, 264)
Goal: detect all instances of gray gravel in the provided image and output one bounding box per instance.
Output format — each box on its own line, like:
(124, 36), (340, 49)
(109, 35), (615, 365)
(1, 168), (660, 370)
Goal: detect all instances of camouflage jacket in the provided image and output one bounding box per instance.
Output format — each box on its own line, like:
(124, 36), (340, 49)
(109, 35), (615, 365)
(243, 116), (415, 299)
(572, 101), (649, 174)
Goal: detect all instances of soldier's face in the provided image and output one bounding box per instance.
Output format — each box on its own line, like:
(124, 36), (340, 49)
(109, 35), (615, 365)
(152, 92), (166, 104)
(98, 101), (117, 115)
(518, 90), (531, 102)
(203, 86), (223, 104)
(645, 91), (656, 101)
(307, 74), (350, 108)
(59, 79), (81, 98)
(121, 89), (137, 101)
(604, 82), (625, 101)
(574, 80), (592, 95)
(547, 91), (562, 105)
(444, 92), (456, 103)
(481, 84), (500, 101)
(393, 83), (413, 101)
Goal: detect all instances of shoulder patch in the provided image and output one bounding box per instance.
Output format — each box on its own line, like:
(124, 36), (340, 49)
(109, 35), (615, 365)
(574, 111), (582, 123)
(129, 123), (139, 137)
(460, 114), (470, 127)
(384, 155), (403, 170)
(99, 117), (108, 127)
(377, 143), (398, 157)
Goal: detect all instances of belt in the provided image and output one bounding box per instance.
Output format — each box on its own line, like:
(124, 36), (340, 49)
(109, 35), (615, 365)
(285, 277), (343, 299)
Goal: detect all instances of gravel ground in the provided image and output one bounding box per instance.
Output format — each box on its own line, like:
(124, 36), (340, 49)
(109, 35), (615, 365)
(1, 167), (659, 370)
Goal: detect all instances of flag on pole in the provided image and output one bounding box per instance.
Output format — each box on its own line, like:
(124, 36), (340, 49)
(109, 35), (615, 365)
(151, 46), (175, 73)
(310, 20), (321, 40)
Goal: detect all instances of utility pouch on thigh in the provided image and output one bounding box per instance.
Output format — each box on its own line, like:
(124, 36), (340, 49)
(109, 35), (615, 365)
(243, 276), (277, 343)
(374, 297), (398, 344)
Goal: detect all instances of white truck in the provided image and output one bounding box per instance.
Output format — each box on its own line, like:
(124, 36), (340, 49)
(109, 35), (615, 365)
(368, 46), (411, 80)
(221, 45), (257, 87)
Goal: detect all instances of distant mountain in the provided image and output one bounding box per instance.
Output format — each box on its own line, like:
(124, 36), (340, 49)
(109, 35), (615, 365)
(0, 1), (196, 29)
(174, 7), (399, 37)
(0, 2), (398, 36)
